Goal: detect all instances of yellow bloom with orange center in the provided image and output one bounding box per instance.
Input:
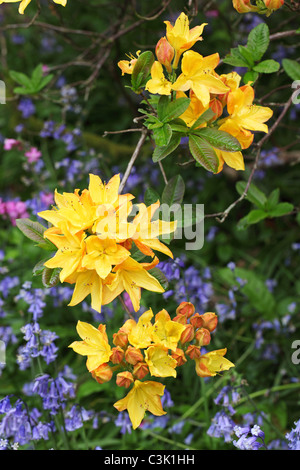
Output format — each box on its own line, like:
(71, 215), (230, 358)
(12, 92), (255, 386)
(130, 201), (177, 259)
(114, 380), (166, 430)
(145, 61), (172, 96)
(151, 309), (186, 351)
(219, 85), (273, 147)
(43, 222), (86, 283)
(145, 344), (177, 378)
(0, 0), (67, 15)
(118, 51), (141, 76)
(195, 348), (234, 378)
(68, 321), (111, 372)
(164, 12), (207, 68)
(172, 51), (229, 108)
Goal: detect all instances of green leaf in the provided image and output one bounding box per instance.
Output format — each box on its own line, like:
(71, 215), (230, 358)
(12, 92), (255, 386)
(253, 59), (280, 74)
(282, 58), (300, 81)
(189, 134), (219, 173)
(268, 202), (294, 218)
(236, 181), (267, 209)
(144, 187), (160, 206)
(246, 209), (268, 225)
(131, 51), (155, 92)
(238, 45), (255, 68)
(235, 267), (275, 317)
(223, 48), (249, 68)
(195, 128), (241, 152)
(243, 70), (259, 85)
(32, 259), (48, 276)
(247, 23), (270, 62)
(16, 218), (46, 244)
(161, 175), (185, 206)
(266, 188), (280, 209)
(9, 70), (32, 88)
(42, 267), (61, 288)
(160, 97), (191, 123)
(152, 133), (181, 162)
(152, 123), (172, 146)
(148, 267), (169, 290)
(168, 118), (189, 133)
(190, 108), (215, 130)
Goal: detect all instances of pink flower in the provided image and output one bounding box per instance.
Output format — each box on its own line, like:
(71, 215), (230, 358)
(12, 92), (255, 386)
(1, 200), (29, 225)
(25, 147), (42, 163)
(4, 139), (23, 151)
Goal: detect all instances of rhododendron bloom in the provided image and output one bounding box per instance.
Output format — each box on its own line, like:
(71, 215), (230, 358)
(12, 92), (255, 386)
(195, 348), (234, 378)
(68, 321), (111, 372)
(118, 51), (140, 75)
(145, 61), (172, 96)
(164, 12), (207, 68)
(145, 344), (177, 378)
(219, 85), (273, 146)
(155, 37), (174, 73)
(114, 380), (166, 430)
(0, 0), (67, 15)
(152, 309), (186, 351)
(172, 51), (229, 108)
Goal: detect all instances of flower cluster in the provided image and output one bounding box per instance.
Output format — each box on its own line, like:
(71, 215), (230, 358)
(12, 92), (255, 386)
(118, 12), (273, 174)
(232, 0), (284, 16)
(36, 173), (176, 313)
(69, 302), (234, 429)
(0, 0), (67, 15)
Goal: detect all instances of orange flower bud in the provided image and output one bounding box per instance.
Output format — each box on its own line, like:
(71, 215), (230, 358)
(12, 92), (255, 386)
(155, 37), (174, 73)
(232, 0), (257, 13)
(91, 363), (113, 384)
(190, 313), (204, 329)
(113, 330), (128, 348)
(176, 302), (195, 318)
(171, 348), (187, 366)
(195, 327), (211, 346)
(180, 324), (194, 344)
(110, 346), (125, 364)
(116, 371), (134, 388)
(133, 361), (149, 380)
(199, 312), (218, 332)
(186, 344), (201, 360)
(125, 346), (144, 365)
(263, 0), (284, 11)
(173, 314), (187, 324)
(209, 98), (223, 120)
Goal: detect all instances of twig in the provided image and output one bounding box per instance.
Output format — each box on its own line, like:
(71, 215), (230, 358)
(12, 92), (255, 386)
(119, 129), (148, 193)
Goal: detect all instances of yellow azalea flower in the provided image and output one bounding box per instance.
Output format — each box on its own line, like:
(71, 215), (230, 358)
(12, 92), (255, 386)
(43, 222), (86, 283)
(128, 308), (154, 349)
(114, 380), (166, 429)
(195, 348), (234, 378)
(164, 12), (207, 68)
(81, 236), (130, 280)
(118, 51), (141, 76)
(0, 0), (67, 15)
(88, 173), (133, 208)
(66, 269), (104, 313)
(69, 320), (111, 372)
(102, 258), (165, 312)
(93, 199), (136, 243)
(152, 309), (186, 351)
(215, 148), (245, 173)
(145, 61), (172, 96)
(172, 51), (229, 108)
(219, 85), (273, 147)
(131, 201), (176, 258)
(38, 187), (97, 235)
(176, 90), (209, 128)
(145, 344), (177, 378)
